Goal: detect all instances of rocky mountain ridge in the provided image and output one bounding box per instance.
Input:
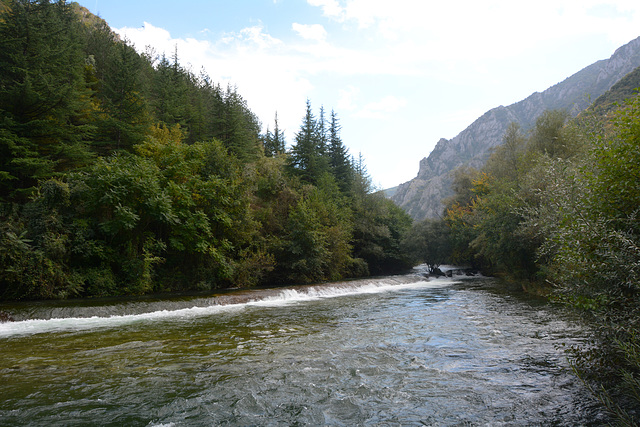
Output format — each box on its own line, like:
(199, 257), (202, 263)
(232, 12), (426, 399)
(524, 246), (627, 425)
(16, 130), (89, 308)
(391, 36), (640, 220)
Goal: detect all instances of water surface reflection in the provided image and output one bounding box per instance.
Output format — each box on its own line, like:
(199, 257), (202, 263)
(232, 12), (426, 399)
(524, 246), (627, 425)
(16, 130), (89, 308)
(0, 273), (607, 425)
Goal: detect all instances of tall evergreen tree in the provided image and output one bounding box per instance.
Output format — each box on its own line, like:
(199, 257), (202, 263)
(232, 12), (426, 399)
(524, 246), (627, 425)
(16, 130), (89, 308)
(288, 99), (328, 183)
(264, 126), (274, 157)
(196, 70), (225, 143)
(273, 111), (286, 155)
(151, 51), (190, 130)
(327, 109), (353, 192)
(317, 105), (328, 157)
(93, 38), (151, 153)
(220, 85), (262, 162)
(0, 0), (94, 200)
(264, 111), (285, 157)
(186, 68), (211, 144)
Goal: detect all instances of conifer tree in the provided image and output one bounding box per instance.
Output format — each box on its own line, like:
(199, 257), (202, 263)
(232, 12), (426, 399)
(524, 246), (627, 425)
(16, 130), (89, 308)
(317, 105), (328, 157)
(264, 126), (274, 157)
(152, 51), (190, 130)
(94, 38), (151, 153)
(273, 112), (286, 155)
(196, 70), (225, 142)
(264, 112), (285, 157)
(220, 85), (262, 162)
(327, 109), (353, 192)
(288, 99), (328, 183)
(0, 0), (94, 200)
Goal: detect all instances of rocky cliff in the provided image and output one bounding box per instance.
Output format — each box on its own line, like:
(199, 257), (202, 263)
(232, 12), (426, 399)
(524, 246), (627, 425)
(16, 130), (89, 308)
(392, 36), (640, 220)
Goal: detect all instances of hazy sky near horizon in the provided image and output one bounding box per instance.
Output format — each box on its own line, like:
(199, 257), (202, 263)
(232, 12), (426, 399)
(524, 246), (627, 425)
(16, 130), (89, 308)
(77, 0), (640, 189)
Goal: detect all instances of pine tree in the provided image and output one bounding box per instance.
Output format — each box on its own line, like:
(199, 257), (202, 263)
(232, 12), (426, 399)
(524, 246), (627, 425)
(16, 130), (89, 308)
(264, 111), (285, 157)
(93, 38), (151, 153)
(264, 126), (274, 157)
(288, 99), (328, 183)
(196, 70), (225, 143)
(273, 111), (286, 155)
(220, 85), (262, 162)
(327, 109), (353, 192)
(151, 51), (190, 131)
(317, 105), (328, 157)
(0, 0), (94, 200)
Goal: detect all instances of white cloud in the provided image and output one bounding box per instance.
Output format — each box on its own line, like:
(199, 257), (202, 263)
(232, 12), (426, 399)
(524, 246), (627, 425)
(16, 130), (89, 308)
(307, 0), (344, 19)
(355, 95), (407, 119)
(116, 22), (173, 50)
(235, 26), (283, 49)
(292, 23), (328, 41)
(337, 86), (359, 111)
(306, 0), (640, 58)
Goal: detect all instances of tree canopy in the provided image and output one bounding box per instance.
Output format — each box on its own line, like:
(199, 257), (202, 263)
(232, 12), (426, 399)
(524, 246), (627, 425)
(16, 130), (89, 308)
(0, 1), (413, 301)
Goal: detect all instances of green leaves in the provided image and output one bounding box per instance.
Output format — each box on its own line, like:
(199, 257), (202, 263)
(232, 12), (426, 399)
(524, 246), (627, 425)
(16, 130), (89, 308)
(0, 0), (95, 200)
(401, 218), (451, 273)
(0, 3), (413, 300)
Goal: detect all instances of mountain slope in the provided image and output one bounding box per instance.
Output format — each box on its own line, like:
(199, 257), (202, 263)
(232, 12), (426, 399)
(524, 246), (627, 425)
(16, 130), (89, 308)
(392, 36), (640, 220)
(589, 64), (640, 114)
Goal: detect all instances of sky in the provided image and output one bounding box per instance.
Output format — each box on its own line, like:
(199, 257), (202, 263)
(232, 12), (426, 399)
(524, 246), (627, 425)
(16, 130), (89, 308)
(75, 0), (640, 189)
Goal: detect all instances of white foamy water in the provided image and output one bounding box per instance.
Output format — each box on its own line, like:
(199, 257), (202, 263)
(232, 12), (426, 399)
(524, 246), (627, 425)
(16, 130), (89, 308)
(248, 278), (456, 306)
(0, 277), (456, 338)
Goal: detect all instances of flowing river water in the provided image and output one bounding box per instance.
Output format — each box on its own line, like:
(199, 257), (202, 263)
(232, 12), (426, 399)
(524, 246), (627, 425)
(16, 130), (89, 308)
(0, 268), (609, 426)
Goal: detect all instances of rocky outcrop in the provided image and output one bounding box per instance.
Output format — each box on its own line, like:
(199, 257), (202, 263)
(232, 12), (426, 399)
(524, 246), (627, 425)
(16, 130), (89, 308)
(392, 36), (640, 220)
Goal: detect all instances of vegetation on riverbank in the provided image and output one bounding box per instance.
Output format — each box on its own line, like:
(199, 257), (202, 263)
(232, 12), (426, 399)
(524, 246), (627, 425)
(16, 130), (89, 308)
(405, 88), (640, 421)
(0, 0), (413, 301)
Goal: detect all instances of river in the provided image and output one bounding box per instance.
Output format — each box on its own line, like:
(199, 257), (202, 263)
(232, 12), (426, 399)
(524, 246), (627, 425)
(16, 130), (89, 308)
(0, 268), (609, 426)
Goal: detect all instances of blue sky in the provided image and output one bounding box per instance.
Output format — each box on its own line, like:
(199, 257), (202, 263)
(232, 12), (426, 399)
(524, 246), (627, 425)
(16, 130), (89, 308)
(77, 0), (640, 189)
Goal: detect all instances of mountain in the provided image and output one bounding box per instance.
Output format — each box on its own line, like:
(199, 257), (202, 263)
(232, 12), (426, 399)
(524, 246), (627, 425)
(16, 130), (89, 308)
(589, 64), (640, 115)
(391, 36), (640, 220)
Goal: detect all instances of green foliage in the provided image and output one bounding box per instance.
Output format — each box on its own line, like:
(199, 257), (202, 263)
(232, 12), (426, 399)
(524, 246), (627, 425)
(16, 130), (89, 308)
(80, 126), (259, 292)
(288, 99), (330, 184)
(540, 156), (640, 420)
(527, 109), (574, 158)
(484, 122), (526, 184)
(442, 95), (640, 421)
(0, 180), (86, 300)
(263, 112), (286, 157)
(218, 86), (263, 162)
(0, 0), (95, 200)
(402, 218), (451, 273)
(592, 97), (640, 221)
(327, 110), (354, 193)
(351, 190), (413, 275)
(0, 2), (414, 302)
(92, 38), (152, 152)
(282, 195), (330, 283)
(470, 188), (538, 278)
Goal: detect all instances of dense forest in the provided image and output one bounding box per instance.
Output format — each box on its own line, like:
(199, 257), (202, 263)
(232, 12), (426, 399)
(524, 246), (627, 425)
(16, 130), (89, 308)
(0, 0), (413, 301)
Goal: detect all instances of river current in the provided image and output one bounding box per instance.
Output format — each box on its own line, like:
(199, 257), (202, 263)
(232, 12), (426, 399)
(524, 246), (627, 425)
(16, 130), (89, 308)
(0, 268), (609, 426)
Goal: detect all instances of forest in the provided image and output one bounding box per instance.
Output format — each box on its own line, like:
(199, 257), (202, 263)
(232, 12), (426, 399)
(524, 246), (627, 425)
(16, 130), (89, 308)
(0, 0), (414, 301)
